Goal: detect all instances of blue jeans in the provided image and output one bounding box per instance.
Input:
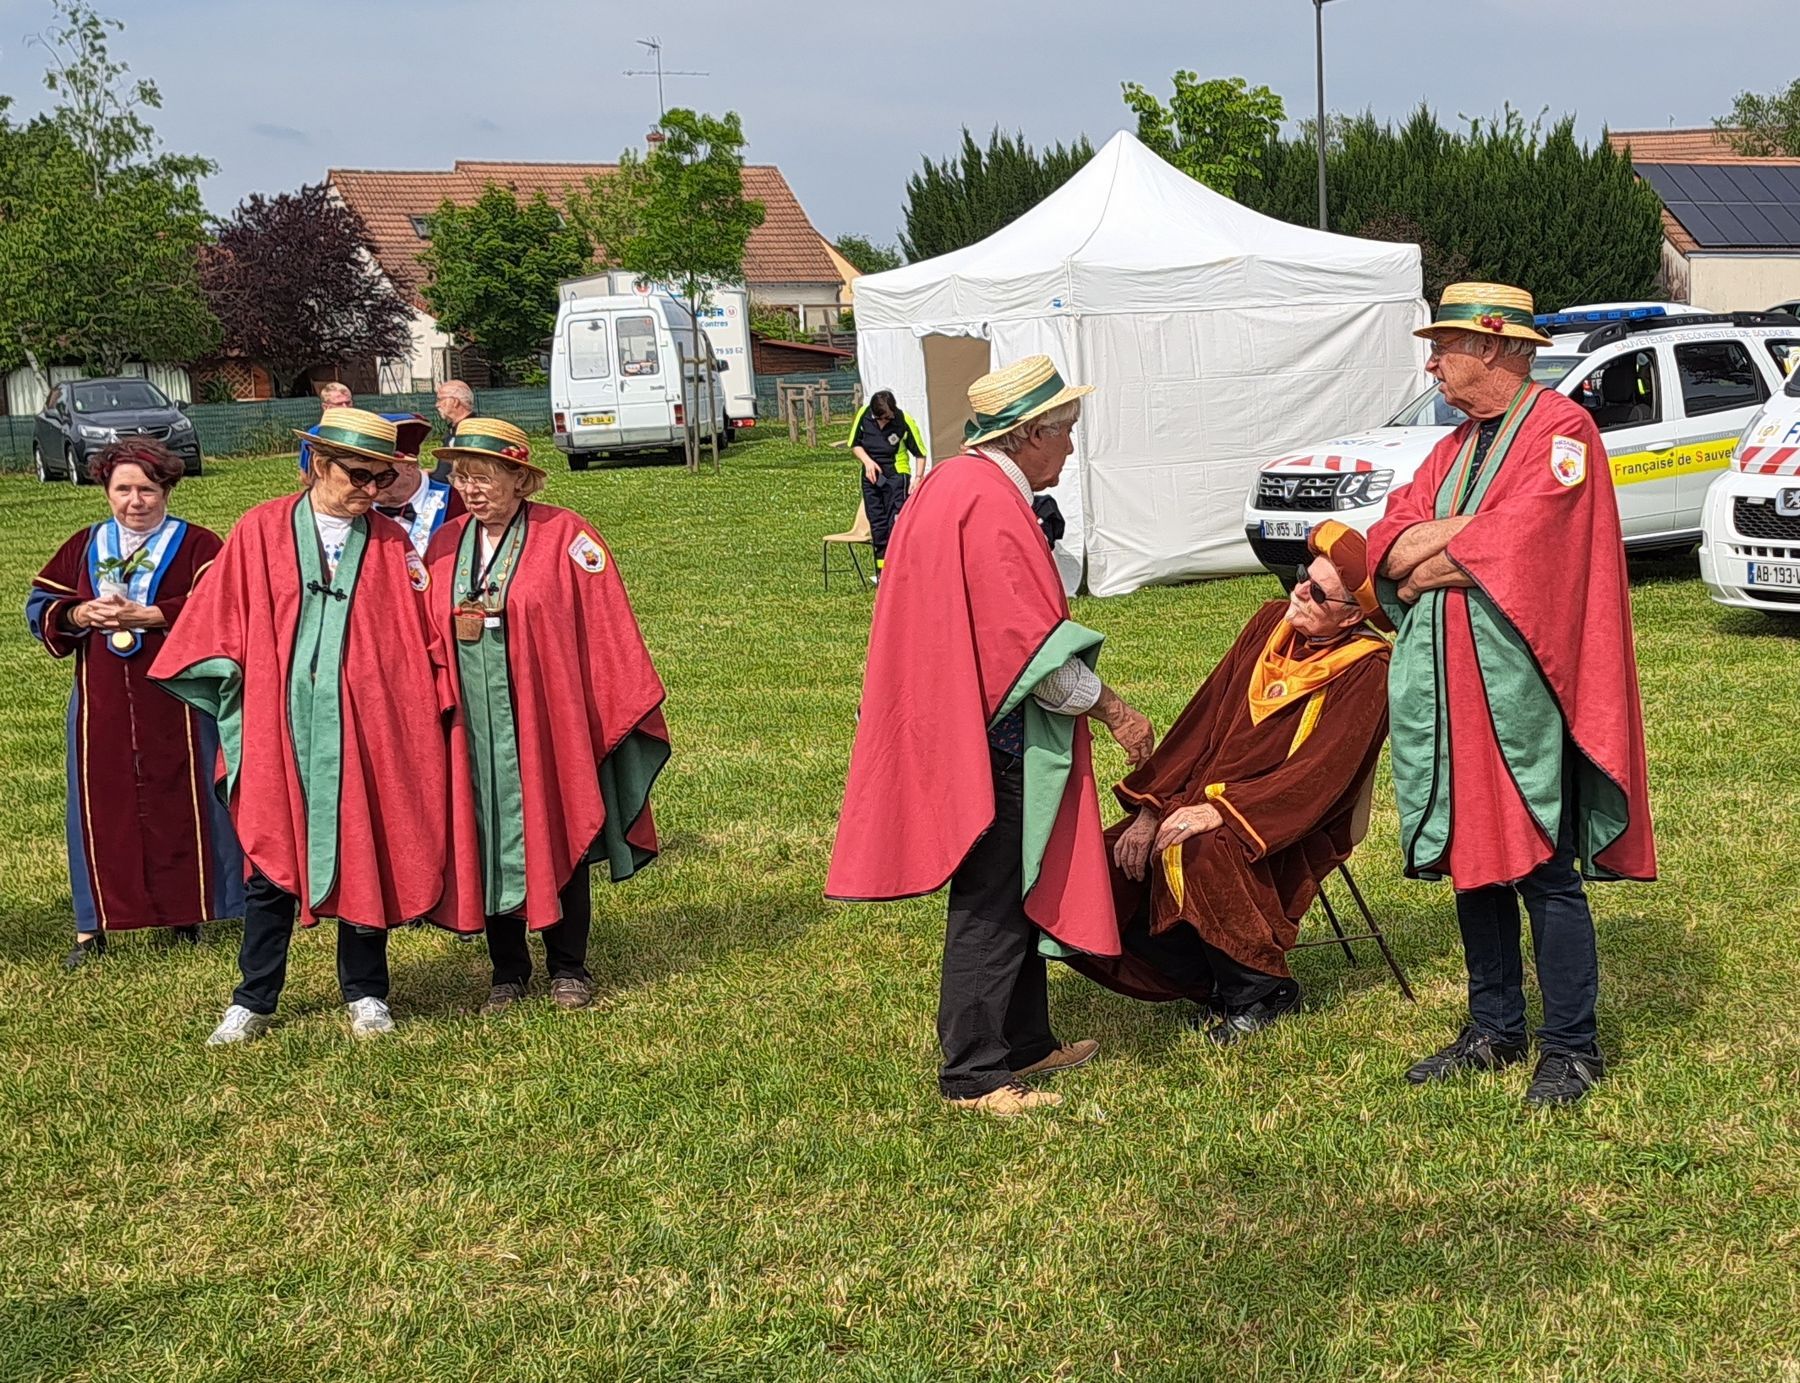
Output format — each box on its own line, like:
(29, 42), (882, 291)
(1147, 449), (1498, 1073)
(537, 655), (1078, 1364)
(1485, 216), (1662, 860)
(1453, 801), (1599, 1055)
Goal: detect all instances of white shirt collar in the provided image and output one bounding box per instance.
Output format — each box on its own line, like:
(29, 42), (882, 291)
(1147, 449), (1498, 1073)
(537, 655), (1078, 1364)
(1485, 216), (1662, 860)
(974, 446), (1035, 508)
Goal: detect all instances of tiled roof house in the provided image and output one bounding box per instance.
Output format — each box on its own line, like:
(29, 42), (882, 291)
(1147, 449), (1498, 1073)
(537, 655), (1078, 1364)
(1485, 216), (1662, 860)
(328, 160), (849, 390)
(1607, 128), (1800, 312)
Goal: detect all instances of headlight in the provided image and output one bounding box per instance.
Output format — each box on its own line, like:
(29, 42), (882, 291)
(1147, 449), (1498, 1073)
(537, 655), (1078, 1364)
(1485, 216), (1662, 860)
(78, 425), (116, 442)
(169, 416), (195, 433)
(1334, 469), (1394, 509)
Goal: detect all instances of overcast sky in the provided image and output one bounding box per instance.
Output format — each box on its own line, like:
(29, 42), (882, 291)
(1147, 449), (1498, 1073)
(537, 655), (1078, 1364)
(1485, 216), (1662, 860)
(1, 0), (1793, 247)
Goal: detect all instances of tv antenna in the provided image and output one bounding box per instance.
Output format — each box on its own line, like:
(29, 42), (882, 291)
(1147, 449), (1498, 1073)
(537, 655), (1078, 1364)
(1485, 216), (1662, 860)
(624, 37), (707, 119)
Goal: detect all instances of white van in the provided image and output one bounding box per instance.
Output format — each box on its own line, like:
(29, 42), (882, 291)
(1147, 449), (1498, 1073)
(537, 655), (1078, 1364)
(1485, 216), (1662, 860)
(1242, 308), (1800, 574)
(550, 291), (732, 469)
(558, 273), (758, 437)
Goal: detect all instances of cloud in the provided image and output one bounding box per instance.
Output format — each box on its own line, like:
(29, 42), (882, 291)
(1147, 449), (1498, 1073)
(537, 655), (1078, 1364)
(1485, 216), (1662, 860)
(251, 122), (310, 145)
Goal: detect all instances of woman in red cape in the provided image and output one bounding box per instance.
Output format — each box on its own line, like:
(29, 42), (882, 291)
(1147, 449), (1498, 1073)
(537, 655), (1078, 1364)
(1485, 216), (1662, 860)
(426, 419), (670, 1015)
(152, 408), (456, 1045)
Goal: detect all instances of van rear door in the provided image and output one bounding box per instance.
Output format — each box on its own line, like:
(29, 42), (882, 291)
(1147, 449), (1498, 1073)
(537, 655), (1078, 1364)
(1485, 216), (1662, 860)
(614, 310), (674, 445)
(562, 313), (621, 447)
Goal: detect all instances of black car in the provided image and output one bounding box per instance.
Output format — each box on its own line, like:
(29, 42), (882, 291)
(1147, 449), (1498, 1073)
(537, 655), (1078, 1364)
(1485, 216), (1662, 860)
(33, 377), (204, 485)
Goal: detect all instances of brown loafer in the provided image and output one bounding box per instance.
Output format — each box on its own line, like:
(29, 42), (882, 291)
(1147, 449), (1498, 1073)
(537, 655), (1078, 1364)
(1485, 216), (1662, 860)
(480, 981), (527, 1016)
(549, 977), (593, 1010)
(1013, 1038), (1100, 1078)
(947, 1082), (1063, 1117)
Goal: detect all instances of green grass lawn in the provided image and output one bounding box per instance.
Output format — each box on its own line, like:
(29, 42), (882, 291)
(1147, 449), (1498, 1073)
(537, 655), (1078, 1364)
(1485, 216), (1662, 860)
(3, 433), (1799, 1381)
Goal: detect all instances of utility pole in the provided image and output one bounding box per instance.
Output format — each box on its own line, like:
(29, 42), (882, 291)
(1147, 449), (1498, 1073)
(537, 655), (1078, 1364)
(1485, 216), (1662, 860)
(1314, 0), (1337, 231)
(624, 37), (708, 120)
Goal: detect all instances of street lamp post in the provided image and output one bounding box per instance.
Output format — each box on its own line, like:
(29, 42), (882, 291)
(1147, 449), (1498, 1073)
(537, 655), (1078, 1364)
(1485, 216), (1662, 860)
(1313, 0), (1336, 231)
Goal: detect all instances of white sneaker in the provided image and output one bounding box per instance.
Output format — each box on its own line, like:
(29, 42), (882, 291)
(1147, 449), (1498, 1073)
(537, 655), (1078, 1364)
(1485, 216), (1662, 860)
(347, 996), (395, 1037)
(206, 1004), (273, 1046)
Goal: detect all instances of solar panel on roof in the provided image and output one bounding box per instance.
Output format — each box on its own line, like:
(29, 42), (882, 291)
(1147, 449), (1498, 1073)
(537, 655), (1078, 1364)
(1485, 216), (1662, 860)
(1632, 160), (1800, 248)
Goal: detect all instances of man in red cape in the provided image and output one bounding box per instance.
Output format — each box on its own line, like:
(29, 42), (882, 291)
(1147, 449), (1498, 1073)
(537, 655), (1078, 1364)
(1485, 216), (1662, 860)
(827, 356), (1155, 1118)
(1368, 282), (1656, 1108)
(152, 408), (462, 1045)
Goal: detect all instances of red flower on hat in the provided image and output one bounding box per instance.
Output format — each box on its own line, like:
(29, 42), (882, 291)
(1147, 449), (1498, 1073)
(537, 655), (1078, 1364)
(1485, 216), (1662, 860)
(502, 445), (529, 461)
(1477, 312), (1506, 332)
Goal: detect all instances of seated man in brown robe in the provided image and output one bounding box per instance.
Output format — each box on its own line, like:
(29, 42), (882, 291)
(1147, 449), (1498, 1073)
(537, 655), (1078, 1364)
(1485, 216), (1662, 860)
(1067, 520), (1392, 1045)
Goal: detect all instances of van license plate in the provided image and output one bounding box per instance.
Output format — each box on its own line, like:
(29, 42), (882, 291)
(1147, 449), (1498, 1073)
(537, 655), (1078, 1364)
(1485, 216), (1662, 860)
(577, 413), (616, 427)
(1261, 520), (1312, 541)
(1749, 562), (1800, 588)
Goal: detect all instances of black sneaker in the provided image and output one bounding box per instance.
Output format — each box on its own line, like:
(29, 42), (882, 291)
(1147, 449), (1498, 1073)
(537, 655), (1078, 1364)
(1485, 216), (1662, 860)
(1525, 1050), (1605, 1108)
(62, 933), (105, 971)
(1404, 1023), (1528, 1085)
(1200, 980), (1302, 1047)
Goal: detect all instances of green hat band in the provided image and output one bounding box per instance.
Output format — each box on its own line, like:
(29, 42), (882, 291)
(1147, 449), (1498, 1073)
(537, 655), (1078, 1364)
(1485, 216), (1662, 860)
(964, 372), (1068, 442)
(313, 423), (396, 457)
(1433, 302), (1537, 331)
(449, 432), (530, 460)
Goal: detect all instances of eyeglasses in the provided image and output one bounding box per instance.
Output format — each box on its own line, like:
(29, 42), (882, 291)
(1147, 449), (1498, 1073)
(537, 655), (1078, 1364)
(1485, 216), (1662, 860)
(1294, 565), (1361, 608)
(326, 457), (399, 491)
(451, 472), (507, 491)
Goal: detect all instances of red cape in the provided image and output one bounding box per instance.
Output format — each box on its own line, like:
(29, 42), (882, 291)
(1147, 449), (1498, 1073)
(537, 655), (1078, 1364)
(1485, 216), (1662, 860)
(825, 453), (1118, 956)
(1369, 388), (1656, 887)
(150, 494), (454, 927)
(428, 505), (669, 932)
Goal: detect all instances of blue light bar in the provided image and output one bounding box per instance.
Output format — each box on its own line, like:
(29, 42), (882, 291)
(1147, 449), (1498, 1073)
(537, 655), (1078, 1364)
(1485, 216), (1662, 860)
(1534, 306), (1668, 328)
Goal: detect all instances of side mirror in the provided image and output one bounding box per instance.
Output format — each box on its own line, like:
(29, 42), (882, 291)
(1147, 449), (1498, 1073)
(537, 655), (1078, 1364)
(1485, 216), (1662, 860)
(715, 359), (729, 373)
(176, 400), (189, 413)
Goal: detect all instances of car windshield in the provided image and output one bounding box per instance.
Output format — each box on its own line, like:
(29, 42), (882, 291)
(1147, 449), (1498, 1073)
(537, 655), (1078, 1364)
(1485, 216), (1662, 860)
(1385, 354), (1579, 427)
(70, 380), (170, 413)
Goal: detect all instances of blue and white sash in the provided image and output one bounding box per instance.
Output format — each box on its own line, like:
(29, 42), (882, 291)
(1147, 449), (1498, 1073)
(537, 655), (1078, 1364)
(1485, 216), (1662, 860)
(86, 517), (187, 658)
(388, 479), (453, 557)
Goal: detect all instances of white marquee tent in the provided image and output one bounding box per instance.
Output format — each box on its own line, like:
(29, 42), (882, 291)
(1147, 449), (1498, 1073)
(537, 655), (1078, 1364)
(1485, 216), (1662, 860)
(853, 130), (1429, 596)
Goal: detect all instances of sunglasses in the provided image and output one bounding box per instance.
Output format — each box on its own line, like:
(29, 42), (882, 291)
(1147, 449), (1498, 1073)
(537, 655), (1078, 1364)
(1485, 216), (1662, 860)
(1294, 565), (1361, 608)
(326, 456), (400, 491)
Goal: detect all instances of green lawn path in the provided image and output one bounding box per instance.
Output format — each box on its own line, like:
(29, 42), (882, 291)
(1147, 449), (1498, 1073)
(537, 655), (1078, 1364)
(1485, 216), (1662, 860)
(1, 434), (1797, 1381)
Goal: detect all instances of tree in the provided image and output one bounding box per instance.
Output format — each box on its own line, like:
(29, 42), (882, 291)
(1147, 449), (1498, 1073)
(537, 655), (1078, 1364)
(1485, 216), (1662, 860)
(1123, 72), (1285, 197)
(1717, 78), (1800, 156)
(31, 0), (210, 195)
(420, 186), (591, 381)
(900, 128), (1093, 262)
(203, 184), (414, 396)
(834, 234), (902, 274)
(573, 108), (765, 470)
(0, 8), (217, 383)
(1244, 105), (1665, 309)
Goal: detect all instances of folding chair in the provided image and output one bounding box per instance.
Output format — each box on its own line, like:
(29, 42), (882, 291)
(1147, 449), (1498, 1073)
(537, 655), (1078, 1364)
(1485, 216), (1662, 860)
(822, 499), (874, 591)
(1291, 770), (1415, 1001)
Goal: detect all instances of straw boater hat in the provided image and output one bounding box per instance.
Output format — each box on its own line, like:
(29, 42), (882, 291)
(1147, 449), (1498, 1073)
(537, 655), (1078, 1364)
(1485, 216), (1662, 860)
(963, 355), (1095, 447)
(293, 407), (401, 465)
(1416, 281), (1554, 348)
(433, 417), (545, 473)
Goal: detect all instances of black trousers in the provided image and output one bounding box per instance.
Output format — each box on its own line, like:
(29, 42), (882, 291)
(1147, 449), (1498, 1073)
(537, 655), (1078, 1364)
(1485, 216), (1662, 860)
(938, 749), (1059, 1098)
(860, 469), (909, 566)
(233, 870), (389, 1015)
(486, 862), (592, 986)
(1453, 790), (1600, 1055)
(1120, 902), (1285, 1009)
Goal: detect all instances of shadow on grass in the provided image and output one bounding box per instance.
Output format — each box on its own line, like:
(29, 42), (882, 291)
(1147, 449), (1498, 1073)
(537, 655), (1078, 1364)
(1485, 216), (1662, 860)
(1710, 606), (1800, 640)
(1626, 552), (1701, 586)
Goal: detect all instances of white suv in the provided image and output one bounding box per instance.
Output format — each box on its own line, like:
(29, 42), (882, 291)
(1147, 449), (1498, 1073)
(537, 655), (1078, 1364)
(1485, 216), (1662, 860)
(1699, 341), (1800, 612)
(1243, 308), (1800, 576)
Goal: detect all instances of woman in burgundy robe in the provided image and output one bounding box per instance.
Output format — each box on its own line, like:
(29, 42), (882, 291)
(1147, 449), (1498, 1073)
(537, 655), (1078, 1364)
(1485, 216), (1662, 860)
(25, 439), (244, 969)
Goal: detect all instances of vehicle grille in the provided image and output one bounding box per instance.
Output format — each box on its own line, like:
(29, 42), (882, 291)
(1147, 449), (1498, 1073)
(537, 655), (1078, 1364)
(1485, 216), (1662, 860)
(115, 426), (172, 442)
(1732, 496), (1800, 542)
(1256, 473), (1340, 511)
(1246, 531), (1315, 572)
(1747, 587), (1800, 605)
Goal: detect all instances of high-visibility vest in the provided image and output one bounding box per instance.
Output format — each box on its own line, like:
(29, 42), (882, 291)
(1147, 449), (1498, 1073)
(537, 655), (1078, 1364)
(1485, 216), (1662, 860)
(846, 405), (927, 476)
